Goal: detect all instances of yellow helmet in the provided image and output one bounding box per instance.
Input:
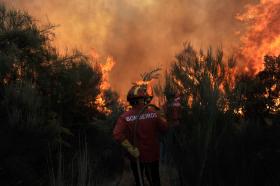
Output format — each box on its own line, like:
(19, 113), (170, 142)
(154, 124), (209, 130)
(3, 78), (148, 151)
(126, 83), (153, 103)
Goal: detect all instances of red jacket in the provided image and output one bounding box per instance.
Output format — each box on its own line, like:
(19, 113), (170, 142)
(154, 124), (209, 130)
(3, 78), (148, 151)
(113, 105), (168, 162)
(164, 97), (182, 127)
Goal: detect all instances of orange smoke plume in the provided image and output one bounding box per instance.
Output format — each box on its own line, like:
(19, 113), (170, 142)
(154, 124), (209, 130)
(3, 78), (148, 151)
(237, 0), (280, 74)
(1, 0), (256, 95)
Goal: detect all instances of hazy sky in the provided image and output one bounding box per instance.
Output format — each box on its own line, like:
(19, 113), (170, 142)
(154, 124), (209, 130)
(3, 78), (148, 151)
(1, 0), (259, 95)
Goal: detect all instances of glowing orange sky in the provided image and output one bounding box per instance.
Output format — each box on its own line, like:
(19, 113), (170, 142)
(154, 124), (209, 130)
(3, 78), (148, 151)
(1, 0), (259, 95)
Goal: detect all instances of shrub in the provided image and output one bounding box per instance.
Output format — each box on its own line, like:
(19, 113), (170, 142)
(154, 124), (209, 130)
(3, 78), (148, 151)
(164, 44), (280, 185)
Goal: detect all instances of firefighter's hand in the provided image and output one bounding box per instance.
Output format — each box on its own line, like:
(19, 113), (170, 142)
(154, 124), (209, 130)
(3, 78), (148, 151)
(127, 146), (140, 158)
(159, 110), (166, 118)
(121, 139), (140, 158)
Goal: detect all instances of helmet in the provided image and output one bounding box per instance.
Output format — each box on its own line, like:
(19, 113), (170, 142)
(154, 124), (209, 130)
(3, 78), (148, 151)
(127, 83), (153, 103)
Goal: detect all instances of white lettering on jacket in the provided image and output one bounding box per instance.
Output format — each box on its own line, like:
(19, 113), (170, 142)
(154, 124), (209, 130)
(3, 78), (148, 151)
(125, 113), (157, 122)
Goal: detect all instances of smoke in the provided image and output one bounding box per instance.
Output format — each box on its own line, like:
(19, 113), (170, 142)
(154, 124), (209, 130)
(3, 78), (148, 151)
(1, 0), (258, 95)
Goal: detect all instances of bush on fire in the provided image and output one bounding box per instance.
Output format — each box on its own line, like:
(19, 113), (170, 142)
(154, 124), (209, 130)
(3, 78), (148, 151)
(1, 3), (280, 186)
(0, 4), (122, 186)
(164, 44), (280, 185)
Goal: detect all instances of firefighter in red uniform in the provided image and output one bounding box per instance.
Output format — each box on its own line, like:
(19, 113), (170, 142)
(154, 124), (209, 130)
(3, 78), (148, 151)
(113, 83), (168, 186)
(164, 92), (182, 127)
(161, 92), (182, 163)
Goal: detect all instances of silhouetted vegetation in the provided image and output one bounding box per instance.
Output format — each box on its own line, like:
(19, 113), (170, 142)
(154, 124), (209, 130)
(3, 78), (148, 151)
(1, 3), (280, 186)
(0, 4), (123, 186)
(164, 44), (280, 186)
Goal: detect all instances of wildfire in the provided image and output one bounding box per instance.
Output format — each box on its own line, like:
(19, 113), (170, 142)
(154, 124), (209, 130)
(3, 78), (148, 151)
(237, 0), (280, 74)
(94, 55), (116, 115)
(99, 56), (115, 90)
(274, 98), (280, 108)
(90, 48), (100, 61)
(172, 77), (185, 92)
(234, 107), (245, 117)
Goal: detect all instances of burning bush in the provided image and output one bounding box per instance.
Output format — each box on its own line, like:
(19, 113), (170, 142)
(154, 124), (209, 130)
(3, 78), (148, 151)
(164, 44), (280, 185)
(0, 4), (123, 186)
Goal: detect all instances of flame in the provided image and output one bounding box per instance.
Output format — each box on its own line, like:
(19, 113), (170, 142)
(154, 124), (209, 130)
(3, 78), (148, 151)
(100, 56), (115, 90)
(136, 80), (150, 86)
(172, 77), (185, 91)
(94, 55), (116, 115)
(90, 48), (100, 61)
(274, 98), (280, 107)
(234, 107), (245, 117)
(237, 0), (280, 74)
